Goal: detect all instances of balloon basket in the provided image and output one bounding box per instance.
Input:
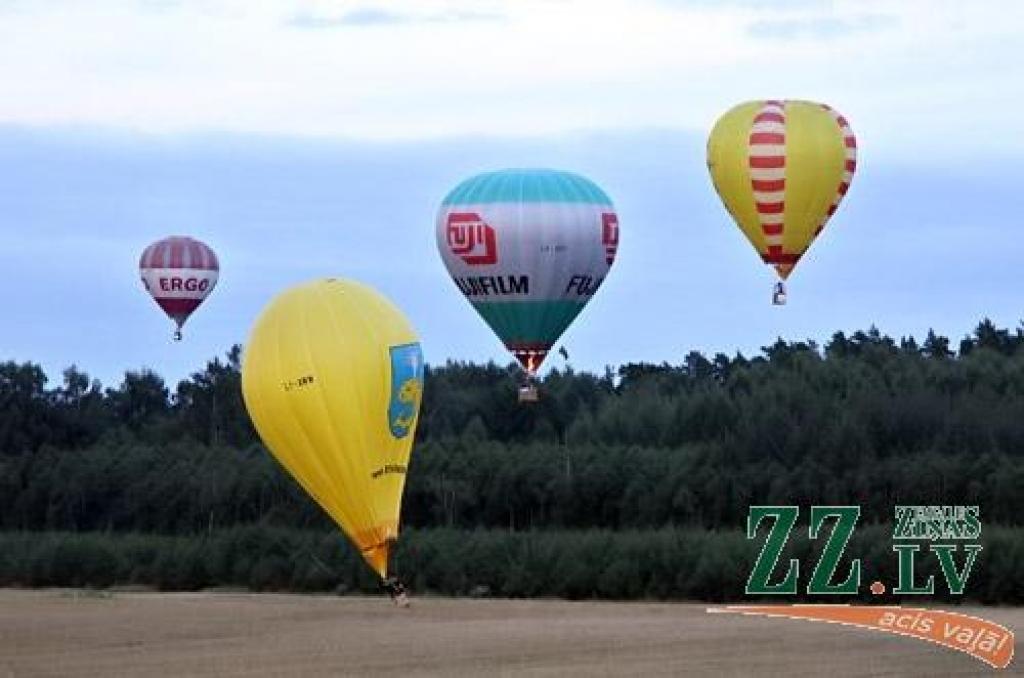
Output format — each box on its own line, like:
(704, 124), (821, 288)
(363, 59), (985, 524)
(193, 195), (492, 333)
(173, 329), (183, 341)
(772, 282), (787, 306)
(384, 576), (410, 607)
(518, 384), (539, 403)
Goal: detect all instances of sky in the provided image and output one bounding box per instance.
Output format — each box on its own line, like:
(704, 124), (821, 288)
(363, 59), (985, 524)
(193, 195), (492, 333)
(0, 0), (1022, 388)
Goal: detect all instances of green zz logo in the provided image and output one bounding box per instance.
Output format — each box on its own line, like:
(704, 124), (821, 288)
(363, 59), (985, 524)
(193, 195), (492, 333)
(746, 506), (861, 595)
(746, 506), (983, 596)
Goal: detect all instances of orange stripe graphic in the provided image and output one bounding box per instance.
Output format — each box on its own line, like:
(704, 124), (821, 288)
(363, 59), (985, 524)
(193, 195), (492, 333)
(707, 605), (1014, 670)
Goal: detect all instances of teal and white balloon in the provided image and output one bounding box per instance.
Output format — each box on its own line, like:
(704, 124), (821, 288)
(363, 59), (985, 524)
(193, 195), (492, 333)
(436, 168), (619, 375)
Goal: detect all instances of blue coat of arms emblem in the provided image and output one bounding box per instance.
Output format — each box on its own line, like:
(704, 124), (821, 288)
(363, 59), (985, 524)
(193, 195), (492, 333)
(388, 342), (424, 438)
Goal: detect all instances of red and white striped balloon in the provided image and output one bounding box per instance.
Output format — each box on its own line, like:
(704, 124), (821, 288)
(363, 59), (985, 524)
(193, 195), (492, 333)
(139, 236), (219, 340)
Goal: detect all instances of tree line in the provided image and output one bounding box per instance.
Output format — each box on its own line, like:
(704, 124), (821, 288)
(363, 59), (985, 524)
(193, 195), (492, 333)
(0, 526), (1019, 603)
(1, 320), (1023, 600)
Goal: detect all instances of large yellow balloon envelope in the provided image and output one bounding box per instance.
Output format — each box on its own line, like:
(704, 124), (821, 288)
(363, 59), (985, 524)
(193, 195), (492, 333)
(241, 279), (424, 579)
(707, 100), (857, 282)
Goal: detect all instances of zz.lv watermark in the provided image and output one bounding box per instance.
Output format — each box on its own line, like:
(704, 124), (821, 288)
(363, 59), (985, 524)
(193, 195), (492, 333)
(745, 505), (982, 596)
(709, 504), (1013, 669)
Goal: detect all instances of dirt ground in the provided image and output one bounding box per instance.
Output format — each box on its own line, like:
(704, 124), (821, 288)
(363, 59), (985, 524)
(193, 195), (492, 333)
(0, 590), (1018, 677)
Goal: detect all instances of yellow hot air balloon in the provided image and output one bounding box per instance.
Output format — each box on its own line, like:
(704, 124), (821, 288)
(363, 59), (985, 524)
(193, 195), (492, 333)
(707, 99), (857, 304)
(241, 278), (424, 579)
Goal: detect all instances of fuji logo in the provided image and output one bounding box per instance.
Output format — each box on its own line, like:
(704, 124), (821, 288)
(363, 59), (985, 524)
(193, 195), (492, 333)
(446, 212), (497, 266)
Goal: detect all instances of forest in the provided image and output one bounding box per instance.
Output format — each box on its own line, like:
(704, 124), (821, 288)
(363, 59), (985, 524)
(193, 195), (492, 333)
(1, 320), (1022, 602)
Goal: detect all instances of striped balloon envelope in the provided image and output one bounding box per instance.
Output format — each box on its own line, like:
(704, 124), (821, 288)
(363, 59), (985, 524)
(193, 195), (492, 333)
(139, 236), (219, 340)
(436, 169), (619, 377)
(707, 100), (857, 293)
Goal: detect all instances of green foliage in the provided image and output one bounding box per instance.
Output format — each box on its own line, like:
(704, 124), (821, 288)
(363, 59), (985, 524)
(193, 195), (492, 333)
(2, 321), (1024, 600)
(0, 527), (1019, 603)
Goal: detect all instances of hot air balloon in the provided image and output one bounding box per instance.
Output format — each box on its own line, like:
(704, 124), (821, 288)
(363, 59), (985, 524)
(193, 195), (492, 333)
(436, 168), (619, 401)
(241, 278), (424, 587)
(706, 100), (857, 304)
(139, 236), (219, 339)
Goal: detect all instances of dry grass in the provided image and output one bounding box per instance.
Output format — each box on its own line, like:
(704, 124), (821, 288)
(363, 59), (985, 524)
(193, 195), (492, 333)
(0, 590), (1018, 677)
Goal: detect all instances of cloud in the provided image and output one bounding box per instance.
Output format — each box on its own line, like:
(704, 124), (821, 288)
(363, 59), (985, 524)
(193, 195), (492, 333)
(138, 0), (182, 9)
(747, 13), (896, 40)
(0, 1), (1021, 150)
(656, 0), (825, 7)
(286, 7), (503, 29)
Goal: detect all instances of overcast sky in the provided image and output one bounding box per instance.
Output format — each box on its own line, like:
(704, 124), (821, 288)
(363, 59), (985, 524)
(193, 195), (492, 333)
(1, 0), (1022, 387)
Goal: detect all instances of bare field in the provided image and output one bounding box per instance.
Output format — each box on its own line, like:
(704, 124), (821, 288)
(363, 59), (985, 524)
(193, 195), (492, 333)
(0, 590), (1017, 677)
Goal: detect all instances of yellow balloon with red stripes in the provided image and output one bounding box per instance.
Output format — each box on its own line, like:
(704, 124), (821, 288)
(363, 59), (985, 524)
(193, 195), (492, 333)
(706, 100), (857, 281)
